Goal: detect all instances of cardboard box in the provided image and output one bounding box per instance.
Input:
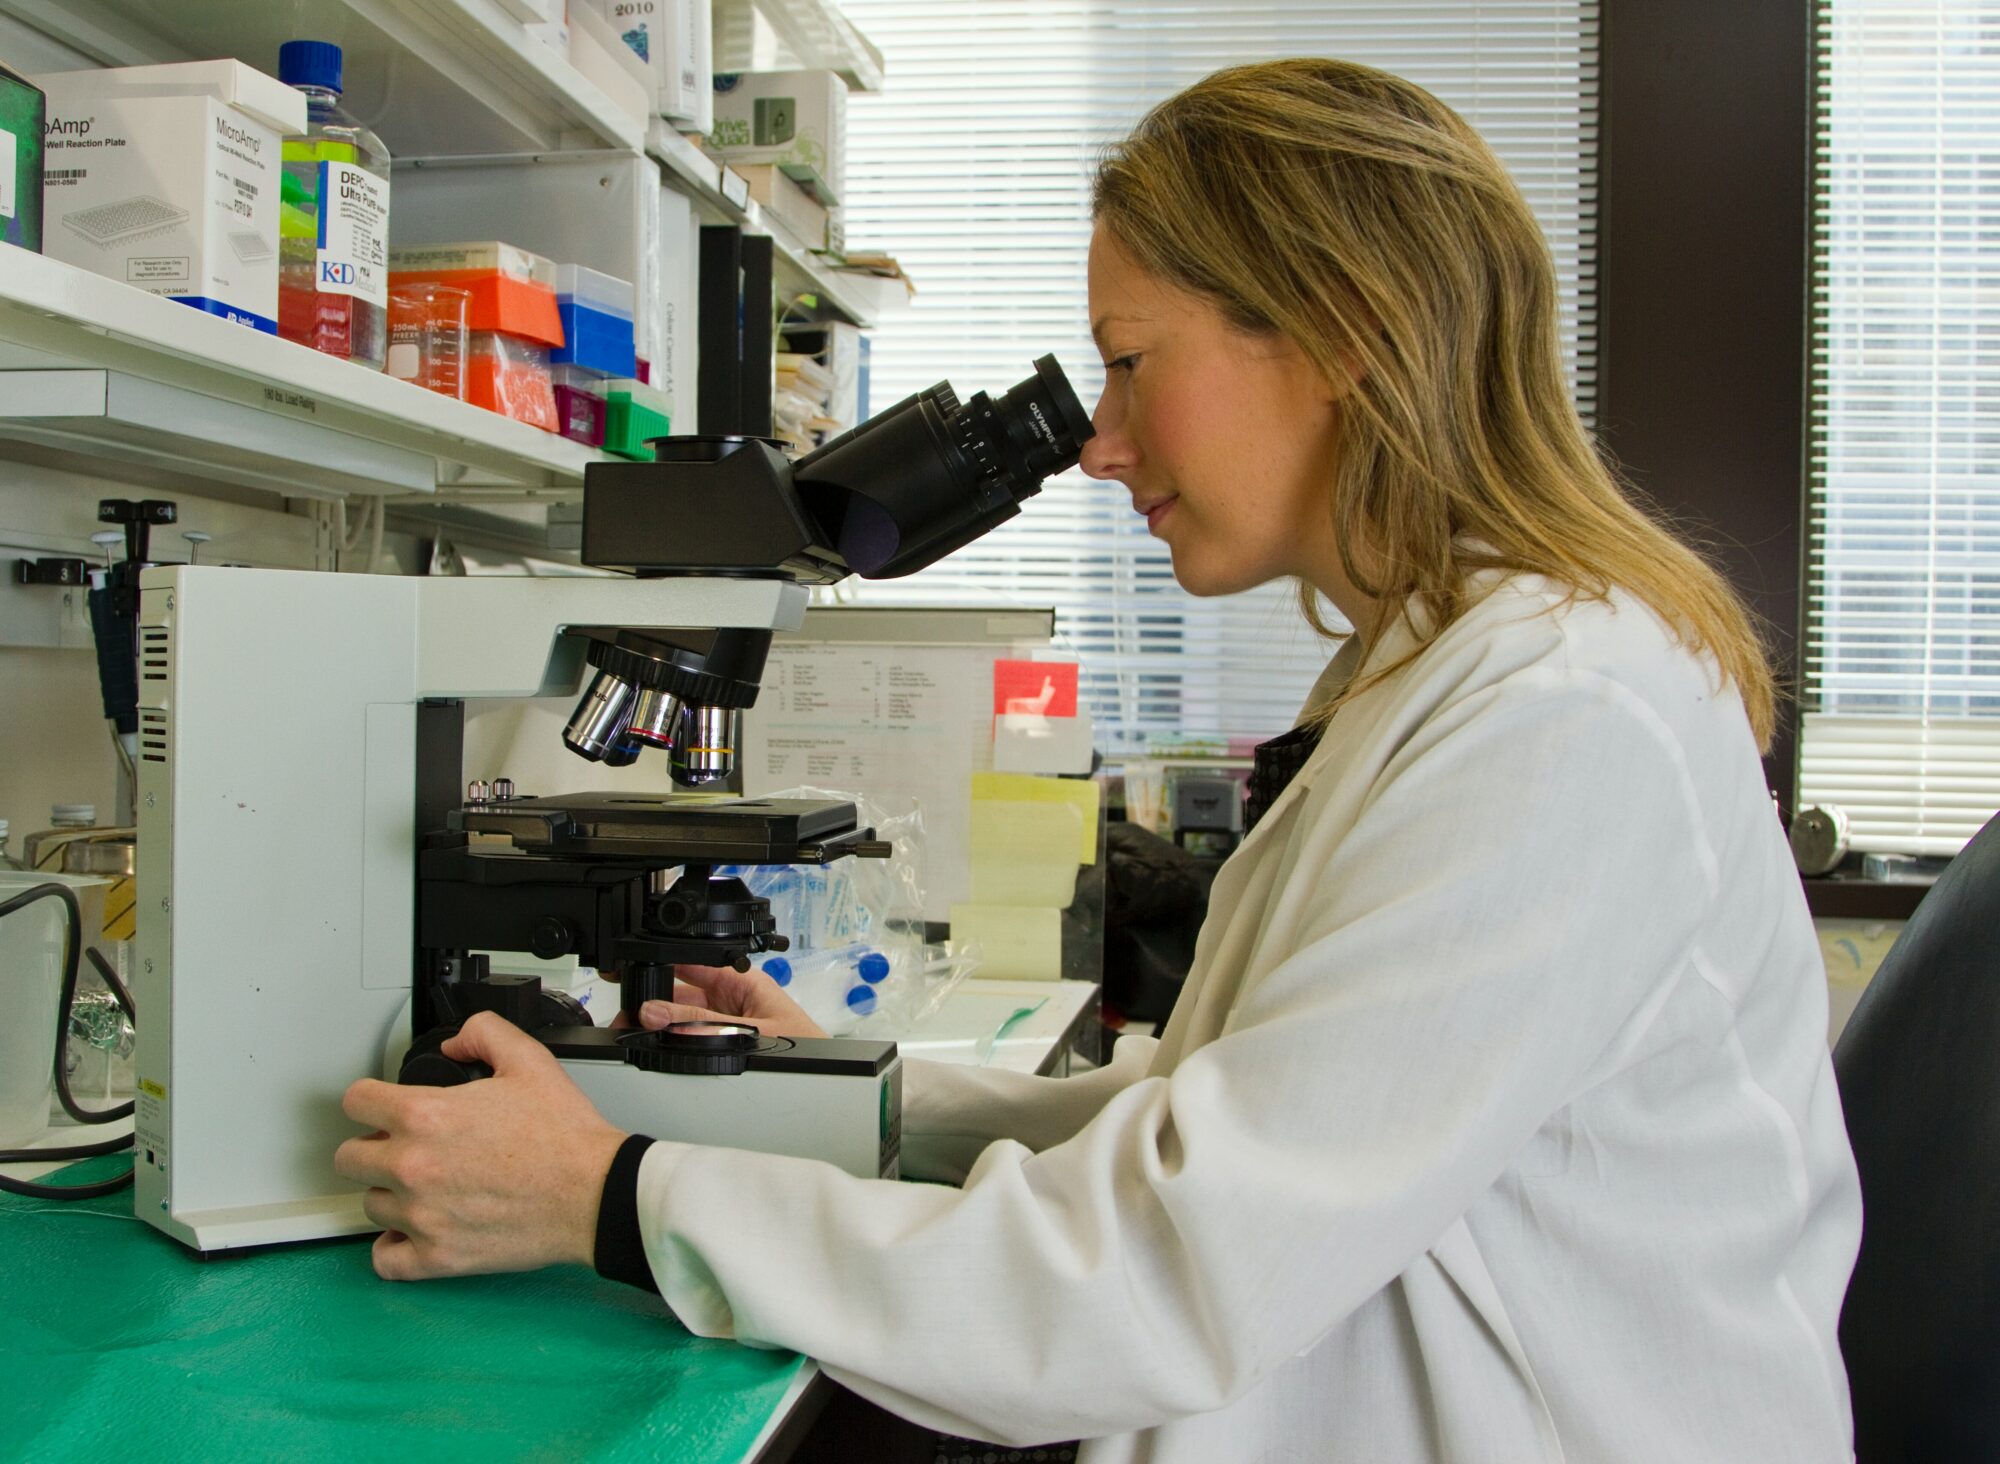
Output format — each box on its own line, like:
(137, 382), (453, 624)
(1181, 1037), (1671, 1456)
(566, 2), (649, 127)
(831, 267), (913, 319)
(592, 0), (711, 128)
(711, 69), (846, 200)
(735, 163), (829, 252)
(35, 61), (305, 331)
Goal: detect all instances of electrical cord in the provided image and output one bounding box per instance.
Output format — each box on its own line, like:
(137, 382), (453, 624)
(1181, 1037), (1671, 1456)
(57, 943), (136, 1127)
(0, 882), (140, 1199)
(85, 944), (136, 1028)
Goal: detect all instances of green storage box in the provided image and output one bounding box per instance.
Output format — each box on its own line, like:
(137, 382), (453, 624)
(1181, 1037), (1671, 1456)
(0, 61), (43, 251)
(603, 379), (672, 460)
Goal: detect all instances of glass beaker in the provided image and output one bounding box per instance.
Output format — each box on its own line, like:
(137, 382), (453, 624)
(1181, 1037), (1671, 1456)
(387, 282), (471, 400)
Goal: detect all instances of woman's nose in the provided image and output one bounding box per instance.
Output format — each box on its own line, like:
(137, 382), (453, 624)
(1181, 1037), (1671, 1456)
(1080, 394), (1132, 481)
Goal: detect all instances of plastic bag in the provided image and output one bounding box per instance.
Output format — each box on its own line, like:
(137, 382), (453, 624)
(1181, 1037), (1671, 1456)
(867, 938), (982, 1038)
(723, 786), (976, 1035)
(757, 935), (982, 1037)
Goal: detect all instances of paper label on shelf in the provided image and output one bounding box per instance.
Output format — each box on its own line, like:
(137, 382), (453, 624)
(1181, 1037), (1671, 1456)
(315, 161), (389, 308)
(0, 128), (14, 219)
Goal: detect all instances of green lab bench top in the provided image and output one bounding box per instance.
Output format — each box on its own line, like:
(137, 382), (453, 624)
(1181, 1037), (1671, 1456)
(1, 1156), (804, 1462)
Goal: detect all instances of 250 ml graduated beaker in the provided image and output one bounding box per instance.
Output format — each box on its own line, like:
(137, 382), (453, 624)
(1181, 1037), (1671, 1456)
(387, 281), (471, 400)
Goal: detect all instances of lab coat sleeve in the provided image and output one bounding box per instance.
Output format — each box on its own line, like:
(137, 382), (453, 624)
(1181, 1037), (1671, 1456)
(633, 663), (1720, 1445)
(899, 1038), (1159, 1183)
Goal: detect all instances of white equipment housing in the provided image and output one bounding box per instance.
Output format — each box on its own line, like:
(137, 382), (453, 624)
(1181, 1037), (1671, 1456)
(131, 565), (896, 1254)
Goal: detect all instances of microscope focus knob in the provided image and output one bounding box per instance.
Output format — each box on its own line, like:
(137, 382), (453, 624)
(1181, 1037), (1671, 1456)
(538, 988), (592, 1027)
(401, 1051), (496, 1085)
(529, 917), (575, 960)
(398, 1028), (496, 1086)
(621, 1023), (761, 1076)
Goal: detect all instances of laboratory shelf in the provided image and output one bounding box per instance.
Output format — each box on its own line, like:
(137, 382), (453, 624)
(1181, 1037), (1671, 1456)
(715, 0), (886, 93)
(0, 0), (645, 157)
(0, 244), (608, 498)
(3, 0), (895, 480)
(648, 123), (880, 329)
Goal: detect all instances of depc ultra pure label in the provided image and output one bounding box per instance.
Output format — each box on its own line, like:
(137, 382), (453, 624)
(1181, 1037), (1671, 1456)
(314, 158), (388, 307)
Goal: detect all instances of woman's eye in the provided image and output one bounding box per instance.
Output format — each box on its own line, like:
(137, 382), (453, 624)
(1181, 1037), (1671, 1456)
(1105, 354), (1138, 373)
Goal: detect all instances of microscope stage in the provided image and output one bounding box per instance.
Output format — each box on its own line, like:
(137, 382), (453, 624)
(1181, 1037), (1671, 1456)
(452, 794), (879, 864)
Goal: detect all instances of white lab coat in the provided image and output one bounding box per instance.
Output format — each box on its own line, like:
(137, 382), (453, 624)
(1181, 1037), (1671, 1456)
(633, 573), (1862, 1463)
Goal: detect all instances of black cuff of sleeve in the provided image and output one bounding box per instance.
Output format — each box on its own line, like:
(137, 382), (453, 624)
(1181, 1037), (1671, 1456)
(594, 1133), (658, 1293)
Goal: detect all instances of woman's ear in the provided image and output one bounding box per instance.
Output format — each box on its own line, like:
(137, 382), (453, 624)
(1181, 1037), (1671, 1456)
(1326, 313), (1380, 402)
(1323, 348), (1368, 403)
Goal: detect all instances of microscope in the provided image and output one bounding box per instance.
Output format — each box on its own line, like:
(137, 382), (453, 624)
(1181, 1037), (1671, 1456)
(129, 357), (1093, 1253)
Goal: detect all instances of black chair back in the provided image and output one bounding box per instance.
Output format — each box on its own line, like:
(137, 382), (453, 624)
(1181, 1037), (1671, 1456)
(1835, 810), (2000, 1463)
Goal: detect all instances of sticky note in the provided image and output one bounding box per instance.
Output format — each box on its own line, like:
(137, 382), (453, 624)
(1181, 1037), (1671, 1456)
(949, 903), (1063, 980)
(971, 771), (1100, 866)
(970, 800), (1083, 906)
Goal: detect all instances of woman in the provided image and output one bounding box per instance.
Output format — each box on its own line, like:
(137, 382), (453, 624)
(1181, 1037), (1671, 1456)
(337, 59), (1861, 1462)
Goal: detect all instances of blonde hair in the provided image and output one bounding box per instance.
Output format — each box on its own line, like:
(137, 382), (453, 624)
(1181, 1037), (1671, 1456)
(1092, 58), (1777, 748)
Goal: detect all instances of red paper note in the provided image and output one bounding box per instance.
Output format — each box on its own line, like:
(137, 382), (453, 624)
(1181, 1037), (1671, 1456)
(993, 659), (1078, 717)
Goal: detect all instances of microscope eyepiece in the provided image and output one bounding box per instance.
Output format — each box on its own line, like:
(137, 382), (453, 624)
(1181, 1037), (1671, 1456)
(569, 354), (1089, 780)
(790, 353), (1095, 579)
(994, 353), (1099, 484)
(580, 355), (1094, 584)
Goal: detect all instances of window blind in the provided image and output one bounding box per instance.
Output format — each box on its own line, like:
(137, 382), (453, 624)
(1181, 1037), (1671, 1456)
(1801, 0), (2000, 855)
(832, 0), (1601, 752)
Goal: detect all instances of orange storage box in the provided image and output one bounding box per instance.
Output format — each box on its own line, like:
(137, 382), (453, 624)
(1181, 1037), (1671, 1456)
(387, 242), (565, 348)
(390, 243), (563, 430)
(463, 331), (558, 432)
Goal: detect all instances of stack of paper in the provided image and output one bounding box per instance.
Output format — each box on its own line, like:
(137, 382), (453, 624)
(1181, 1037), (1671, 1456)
(949, 772), (1100, 981)
(773, 350), (842, 455)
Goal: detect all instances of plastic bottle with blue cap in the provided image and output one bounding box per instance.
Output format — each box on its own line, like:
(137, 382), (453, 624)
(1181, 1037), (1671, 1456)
(276, 40), (390, 369)
(759, 943), (893, 1029)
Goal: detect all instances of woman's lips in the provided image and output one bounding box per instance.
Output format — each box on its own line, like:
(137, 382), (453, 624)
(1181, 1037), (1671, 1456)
(1140, 497), (1177, 532)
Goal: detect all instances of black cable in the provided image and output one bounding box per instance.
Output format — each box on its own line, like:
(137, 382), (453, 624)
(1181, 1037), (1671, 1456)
(0, 883), (135, 1199)
(56, 941), (135, 1125)
(0, 880), (73, 925)
(0, 1133), (130, 1162)
(86, 942), (137, 1023)
(0, 1132), (134, 1199)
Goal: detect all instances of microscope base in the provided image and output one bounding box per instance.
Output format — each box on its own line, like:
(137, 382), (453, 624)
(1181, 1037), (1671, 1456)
(560, 1033), (901, 1181)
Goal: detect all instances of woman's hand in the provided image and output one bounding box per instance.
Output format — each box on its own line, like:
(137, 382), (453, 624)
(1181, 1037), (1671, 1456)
(635, 962), (827, 1040)
(333, 1012), (626, 1281)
